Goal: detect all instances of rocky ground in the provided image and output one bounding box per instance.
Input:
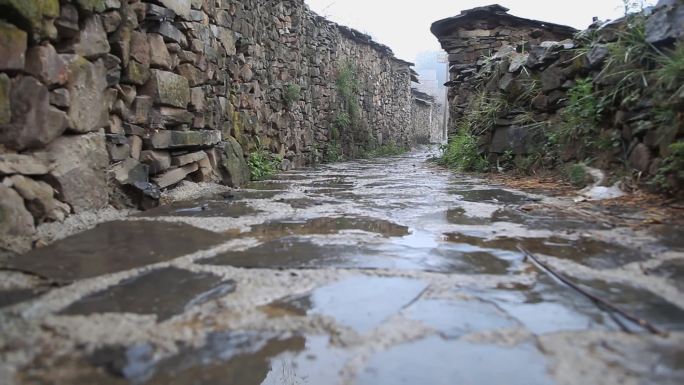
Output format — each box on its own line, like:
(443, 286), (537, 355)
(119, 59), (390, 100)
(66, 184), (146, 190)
(1, 149), (683, 385)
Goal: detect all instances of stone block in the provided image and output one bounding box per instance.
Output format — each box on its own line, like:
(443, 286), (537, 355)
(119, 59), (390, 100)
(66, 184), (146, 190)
(172, 150), (207, 167)
(149, 33), (173, 70)
(141, 69), (190, 108)
(158, 0), (191, 20)
(129, 135), (143, 160)
(219, 136), (250, 187)
(102, 10), (122, 33)
(0, 21), (27, 71)
(140, 150), (171, 174)
(75, 0), (107, 13)
(629, 143), (652, 174)
(0, 185), (35, 237)
(0, 73), (9, 125)
(10, 175), (70, 223)
(189, 87), (205, 112)
(150, 21), (185, 45)
(146, 130), (221, 149)
(490, 125), (535, 155)
(0, 154), (52, 175)
(64, 56), (109, 134)
(74, 15), (110, 59)
(0, 76), (68, 151)
(159, 107), (194, 126)
(130, 30), (150, 67)
(109, 157), (149, 185)
(122, 59), (151, 85)
(25, 43), (68, 86)
(177, 63), (203, 86)
(50, 88), (70, 108)
(0, 0), (59, 40)
(153, 162), (199, 188)
(45, 132), (108, 213)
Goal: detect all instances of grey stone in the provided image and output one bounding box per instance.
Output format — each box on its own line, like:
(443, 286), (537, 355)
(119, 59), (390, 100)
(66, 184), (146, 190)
(122, 60), (151, 85)
(586, 45), (609, 68)
(629, 143), (652, 174)
(145, 3), (176, 21)
(64, 57), (108, 134)
(0, 154), (52, 175)
(101, 11), (122, 33)
(140, 150), (172, 174)
(129, 31), (150, 67)
(49, 88), (71, 108)
(74, 0), (107, 12)
(109, 157), (149, 185)
(189, 87), (205, 112)
(171, 151), (207, 167)
(159, 107), (194, 126)
(104, 53), (122, 86)
(153, 162), (199, 188)
(130, 96), (153, 125)
(219, 137), (250, 187)
(129, 135), (143, 160)
(146, 130), (221, 149)
(540, 66), (565, 92)
(151, 21), (185, 45)
(0, 185), (35, 238)
(55, 3), (80, 38)
(177, 63), (203, 86)
(10, 175), (70, 223)
(0, 73), (9, 125)
(158, 0), (191, 20)
(107, 135), (131, 162)
(45, 133), (109, 213)
(141, 70), (190, 108)
(0, 21), (27, 71)
(0, 76), (68, 151)
(74, 15), (111, 59)
(646, 1), (684, 44)
(490, 125), (536, 155)
(149, 33), (173, 70)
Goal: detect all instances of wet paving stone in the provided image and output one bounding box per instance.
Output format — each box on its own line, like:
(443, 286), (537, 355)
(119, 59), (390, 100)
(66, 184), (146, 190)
(644, 259), (684, 291)
(247, 217), (409, 240)
(243, 181), (290, 191)
(356, 337), (553, 385)
(60, 267), (236, 321)
(0, 287), (48, 308)
(77, 332), (349, 385)
(490, 207), (614, 230)
(138, 199), (260, 218)
(404, 299), (519, 338)
(449, 188), (536, 204)
(4, 221), (228, 282)
(446, 232), (646, 269)
(266, 276), (428, 333)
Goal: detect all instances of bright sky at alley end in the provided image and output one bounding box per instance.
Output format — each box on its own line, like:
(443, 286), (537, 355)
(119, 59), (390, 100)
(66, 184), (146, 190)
(304, 0), (658, 62)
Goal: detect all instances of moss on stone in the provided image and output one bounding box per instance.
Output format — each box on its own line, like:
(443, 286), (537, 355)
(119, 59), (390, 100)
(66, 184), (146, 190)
(0, 0), (59, 36)
(0, 73), (10, 125)
(74, 0), (106, 13)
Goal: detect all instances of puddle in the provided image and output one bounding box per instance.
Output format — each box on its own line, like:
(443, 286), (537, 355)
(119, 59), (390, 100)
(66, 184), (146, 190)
(450, 188), (534, 204)
(60, 267), (236, 321)
(5, 221), (227, 282)
(274, 198), (332, 209)
(224, 190), (283, 200)
(243, 181), (289, 191)
(138, 200), (259, 218)
(491, 207), (613, 230)
(404, 299), (518, 338)
(266, 276), (428, 333)
(247, 217), (409, 240)
(446, 233), (645, 269)
(80, 332), (348, 385)
(356, 337), (552, 385)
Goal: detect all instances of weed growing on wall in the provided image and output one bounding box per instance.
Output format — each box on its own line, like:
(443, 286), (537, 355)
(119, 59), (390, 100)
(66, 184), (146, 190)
(336, 61), (361, 133)
(283, 84), (301, 108)
(651, 142), (684, 194)
(366, 144), (408, 157)
(439, 131), (490, 172)
(559, 78), (601, 146)
(248, 149), (281, 181)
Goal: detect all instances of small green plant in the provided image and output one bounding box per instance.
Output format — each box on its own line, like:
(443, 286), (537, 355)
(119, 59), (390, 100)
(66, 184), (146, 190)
(367, 143), (408, 157)
(655, 42), (684, 101)
(566, 163), (592, 188)
(248, 149), (281, 181)
(334, 111), (351, 131)
(323, 141), (344, 163)
(336, 61), (361, 130)
(439, 131), (490, 172)
(283, 84), (301, 107)
(559, 78), (601, 148)
(651, 142), (684, 193)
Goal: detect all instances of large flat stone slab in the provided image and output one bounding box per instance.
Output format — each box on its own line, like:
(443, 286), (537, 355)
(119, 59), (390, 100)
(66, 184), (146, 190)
(61, 267), (236, 321)
(5, 221), (227, 282)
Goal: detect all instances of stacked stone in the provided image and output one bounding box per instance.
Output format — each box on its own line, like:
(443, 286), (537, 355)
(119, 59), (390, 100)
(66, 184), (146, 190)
(432, 1), (684, 182)
(410, 89), (438, 145)
(0, 0), (418, 252)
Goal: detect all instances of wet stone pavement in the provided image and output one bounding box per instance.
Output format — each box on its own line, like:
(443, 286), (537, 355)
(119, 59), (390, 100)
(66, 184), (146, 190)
(1, 150), (684, 385)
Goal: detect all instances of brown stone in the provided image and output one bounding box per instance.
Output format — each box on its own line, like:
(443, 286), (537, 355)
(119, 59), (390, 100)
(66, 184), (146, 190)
(129, 135), (143, 160)
(146, 130), (221, 149)
(172, 151), (207, 167)
(140, 150), (172, 174)
(153, 162), (199, 188)
(129, 31), (151, 67)
(149, 33), (173, 70)
(177, 63), (203, 86)
(50, 88), (71, 108)
(0, 21), (27, 71)
(0, 73), (10, 125)
(0, 185), (35, 238)
(0, 76), (68, 151)
(629, 143), (652, 174)
(0, 154), (52, 175)
(74, 15), (111, 59)
(159, 107), (194, 126)
(25, 44), (68, 86)
(101, 10), (122, 33)
(45, 133), (109, 213)
(141, 69), (190, 108)
(64, 56), (109, 134)
(122, 59), (151, 85)
(10, 175), (70, 223)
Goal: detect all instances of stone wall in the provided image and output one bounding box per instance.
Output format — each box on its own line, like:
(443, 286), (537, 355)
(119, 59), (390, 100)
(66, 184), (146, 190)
(432, 1), (684, 193)
(410, 88), (441, 144)
(0, 0), (418, 253)
(431, 5), (576, 135)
